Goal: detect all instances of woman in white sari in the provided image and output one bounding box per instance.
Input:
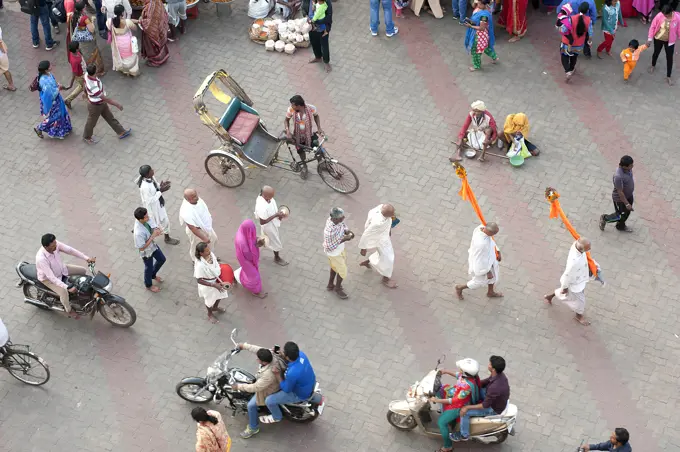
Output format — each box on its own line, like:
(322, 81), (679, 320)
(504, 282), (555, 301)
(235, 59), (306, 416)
(106, 4), (140, 76)
(194, 242), (229, 324)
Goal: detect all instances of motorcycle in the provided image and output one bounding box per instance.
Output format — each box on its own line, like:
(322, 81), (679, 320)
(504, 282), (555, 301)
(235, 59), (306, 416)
(386, 357), (517, 444)
(176, 329), (325, 423)
(15, 261), (137, 328)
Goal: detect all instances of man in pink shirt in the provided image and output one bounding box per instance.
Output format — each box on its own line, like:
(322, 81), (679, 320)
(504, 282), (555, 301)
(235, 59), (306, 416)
(36, 233), (95, 318)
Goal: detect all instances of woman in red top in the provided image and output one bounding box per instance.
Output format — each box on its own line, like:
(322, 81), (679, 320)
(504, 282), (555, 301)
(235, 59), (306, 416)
(429, 358), (481, 452)
(68, 2), (105, 75)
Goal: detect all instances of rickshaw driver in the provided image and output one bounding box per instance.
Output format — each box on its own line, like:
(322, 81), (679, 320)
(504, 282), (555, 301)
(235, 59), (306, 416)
(284, 95), (325, 179)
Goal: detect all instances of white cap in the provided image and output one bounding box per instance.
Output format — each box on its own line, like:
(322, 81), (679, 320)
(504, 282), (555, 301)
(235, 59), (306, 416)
(456, 358), (480, 376)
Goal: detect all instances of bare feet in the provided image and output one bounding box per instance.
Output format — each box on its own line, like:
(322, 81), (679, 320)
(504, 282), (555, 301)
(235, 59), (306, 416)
(254, 291), (268, 299)
(648, 65), (655, 74)
(487, 291), (503, 298)
(325, 63), (332, 73)
(309, 57), (322, 64)
(469, 66), (477, 72)
(359, 260), (371, 268)
(382, 277), (398, 289)
(214, 307), (226, 314)
(491, 58), (499, 64)
(147, 285), (161, 293)
(274, 257), (289, 266)
(508, 36), (520, 42)
(478, 156), (486, 162)
(575, 314), (591, 326)
(455, 285), (465, 300)
(154, 276), (163, 283)
(3, 85), (16, 91)
(67, 311), (81, 319)
(449, 154), (462, 162)
(208, 315), (219, 324)
(326, 284), (335, 291)
(667, 77), (674, 86)
(596, 52), (603, 59)
(543, 294), (553, 305)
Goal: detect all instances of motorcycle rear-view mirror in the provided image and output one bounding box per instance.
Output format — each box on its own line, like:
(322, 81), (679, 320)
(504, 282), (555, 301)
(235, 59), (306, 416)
(230, 328), (239, 345)
(435, 354), (446, 370)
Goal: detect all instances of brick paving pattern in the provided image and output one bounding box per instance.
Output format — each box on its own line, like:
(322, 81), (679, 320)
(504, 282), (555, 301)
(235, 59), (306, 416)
(0, 2), (679, 451)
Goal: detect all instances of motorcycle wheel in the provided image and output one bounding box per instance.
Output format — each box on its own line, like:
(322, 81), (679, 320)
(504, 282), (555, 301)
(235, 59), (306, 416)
(22, 285), (49, 310)
(283, 406), (319, 424)
(495, 431), (508, 443)
(98, 300), (137, 328)
(386, 411), (417, 431)
(176, 380), (213, 403)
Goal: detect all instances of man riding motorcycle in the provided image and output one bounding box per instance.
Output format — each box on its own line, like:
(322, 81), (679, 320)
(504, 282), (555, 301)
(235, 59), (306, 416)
(233, 342), (287, 439)
(260, 341), (316, 426)
(35, 234), (95, 319)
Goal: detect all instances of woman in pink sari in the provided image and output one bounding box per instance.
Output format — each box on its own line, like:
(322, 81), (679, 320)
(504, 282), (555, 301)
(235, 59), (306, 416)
(234, 219), (268, 298)
(106, 4), (140, 76)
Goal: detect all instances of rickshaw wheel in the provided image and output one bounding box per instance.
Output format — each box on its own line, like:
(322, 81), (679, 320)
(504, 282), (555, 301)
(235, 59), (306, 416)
(318, 161), (360, 194)
(204, 153), (245, 188)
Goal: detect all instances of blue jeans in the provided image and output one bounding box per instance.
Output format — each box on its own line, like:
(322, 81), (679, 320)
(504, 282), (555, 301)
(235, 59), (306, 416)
(370, 0), (395, 35)
(451, 0), (468, 22)
(460, 407), (496, 438)
(142, 248), (166, 288)
(30, 5), (54, 48)
(247, 395), (259, 429)
(265, 390), (302, 421)
(91, 0), (107, 37)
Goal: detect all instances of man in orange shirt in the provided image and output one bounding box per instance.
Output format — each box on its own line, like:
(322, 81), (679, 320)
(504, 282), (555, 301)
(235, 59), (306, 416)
(620, 39), (648, 81)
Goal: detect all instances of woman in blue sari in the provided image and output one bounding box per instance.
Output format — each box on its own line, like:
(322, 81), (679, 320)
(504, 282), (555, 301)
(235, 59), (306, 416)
(34, 60), (72, 139)
(464, 0), (499, 72)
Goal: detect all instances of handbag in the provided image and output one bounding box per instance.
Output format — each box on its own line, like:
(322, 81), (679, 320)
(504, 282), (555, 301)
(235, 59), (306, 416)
(72, 25), (94, 42)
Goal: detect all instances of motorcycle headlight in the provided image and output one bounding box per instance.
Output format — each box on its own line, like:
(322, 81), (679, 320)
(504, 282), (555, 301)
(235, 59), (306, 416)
(103, 282), (113, 292)
(207, 366), (220, 378)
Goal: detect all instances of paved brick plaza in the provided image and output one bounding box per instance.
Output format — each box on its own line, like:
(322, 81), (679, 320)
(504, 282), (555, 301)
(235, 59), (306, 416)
(1, 2), (679, 451)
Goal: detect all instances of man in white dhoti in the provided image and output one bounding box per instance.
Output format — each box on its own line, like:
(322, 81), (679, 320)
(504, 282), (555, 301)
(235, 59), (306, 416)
(254, 185), (288, 266)
(179, 188), (218, 262)
(544, 237), (593, 326)
(455, 223), (503, 300)
(358, 203), (397, 289)
(137, 165), (180, 245)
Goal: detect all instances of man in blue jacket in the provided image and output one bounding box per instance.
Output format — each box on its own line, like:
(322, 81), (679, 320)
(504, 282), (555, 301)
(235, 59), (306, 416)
(583, 428), (632, 451)
(260, 341), (316, 425)
(557, 0), (597, 57)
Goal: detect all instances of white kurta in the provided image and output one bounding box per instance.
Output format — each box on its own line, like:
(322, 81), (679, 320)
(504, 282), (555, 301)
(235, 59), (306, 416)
(139, 178), (170, 234)
(466, 225), (500, 289)
(358, 204), (394, 278)
(194, 252), (225, 307)
(179, 198), (217, 262)
(254, 195), (282, 252)
(554, 242), (589, 314)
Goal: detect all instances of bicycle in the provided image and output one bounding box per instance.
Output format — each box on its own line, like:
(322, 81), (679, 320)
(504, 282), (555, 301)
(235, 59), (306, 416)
(0, 341), (51, 386)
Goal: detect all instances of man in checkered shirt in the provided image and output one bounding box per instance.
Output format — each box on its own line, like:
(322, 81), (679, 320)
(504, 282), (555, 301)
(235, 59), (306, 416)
(323, 207), (354, 299)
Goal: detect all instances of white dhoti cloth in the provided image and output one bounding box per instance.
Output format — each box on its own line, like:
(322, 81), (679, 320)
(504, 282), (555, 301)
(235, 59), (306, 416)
(553, 288), (586, 315)
(555, 241), (590, 315)
(466, 225), (500, 290)
(368, 240), (395, 278)
(179, 197), (217, 262)
(139, 177), (170, 234)
(359, 204), (395, 279)
(255, 195), (283, 252)
(467, 260), (499, 289)
(194, 252), (226, 308)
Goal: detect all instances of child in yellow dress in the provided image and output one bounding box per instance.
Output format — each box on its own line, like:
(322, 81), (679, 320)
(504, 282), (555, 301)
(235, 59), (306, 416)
(620, 39), (648, 81)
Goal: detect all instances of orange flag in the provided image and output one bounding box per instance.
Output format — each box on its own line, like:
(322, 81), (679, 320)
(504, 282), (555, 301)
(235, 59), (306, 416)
(453, 163), (498, 258)
(545, 188), (598, 277)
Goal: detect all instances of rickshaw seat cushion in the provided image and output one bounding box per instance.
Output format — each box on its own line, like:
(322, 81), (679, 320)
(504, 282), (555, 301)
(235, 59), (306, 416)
(219, 98), (243, 130)
(228, 111), (260, 144)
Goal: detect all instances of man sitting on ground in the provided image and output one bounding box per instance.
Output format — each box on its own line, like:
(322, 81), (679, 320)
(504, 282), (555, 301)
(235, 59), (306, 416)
(450, 100), (498, 163)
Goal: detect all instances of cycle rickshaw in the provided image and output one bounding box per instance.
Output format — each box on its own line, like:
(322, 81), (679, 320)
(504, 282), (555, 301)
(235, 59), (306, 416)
(193, 70), (360, 194)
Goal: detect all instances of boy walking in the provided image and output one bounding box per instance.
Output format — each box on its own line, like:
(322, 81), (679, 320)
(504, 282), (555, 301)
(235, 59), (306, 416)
(620, 39), (648, 81)
(133, 207), (166, 293)
(83, 63), (131, 144)
(64, 41), (85, 109)
(599, 155), (635, 232)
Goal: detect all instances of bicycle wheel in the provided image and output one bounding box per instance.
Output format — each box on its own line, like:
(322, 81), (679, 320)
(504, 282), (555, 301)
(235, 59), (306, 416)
(3, 350), (50, 386)
(205, 153), (245, 188)
(317, 160), (360, 194)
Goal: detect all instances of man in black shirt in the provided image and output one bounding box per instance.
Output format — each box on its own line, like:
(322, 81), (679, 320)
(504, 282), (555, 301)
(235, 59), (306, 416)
(599, 155), (635, 233)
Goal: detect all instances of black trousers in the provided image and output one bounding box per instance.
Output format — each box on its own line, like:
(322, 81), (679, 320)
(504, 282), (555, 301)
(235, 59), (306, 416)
(652, 38), (674, 77)
(561, 53), (578, 73)
(603, 200), (633, 230)
(310, 31), (330, 64)
(583, 41), (591, 57)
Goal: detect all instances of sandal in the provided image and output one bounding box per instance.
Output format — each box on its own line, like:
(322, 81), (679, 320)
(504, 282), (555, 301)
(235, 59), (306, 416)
(34, 127), (43, 139)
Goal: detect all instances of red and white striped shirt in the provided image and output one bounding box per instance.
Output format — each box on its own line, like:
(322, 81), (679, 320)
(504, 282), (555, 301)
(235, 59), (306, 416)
(84, 75), (105, 105)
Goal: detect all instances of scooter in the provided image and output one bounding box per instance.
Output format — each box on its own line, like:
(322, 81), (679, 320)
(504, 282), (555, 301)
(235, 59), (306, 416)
(386, 357), (517, 444)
